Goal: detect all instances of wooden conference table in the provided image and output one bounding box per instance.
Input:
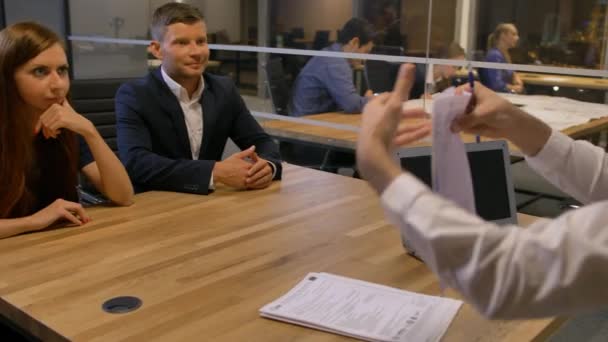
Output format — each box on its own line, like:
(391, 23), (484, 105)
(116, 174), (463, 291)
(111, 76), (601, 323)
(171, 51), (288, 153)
(0, 165), (563, 341)
(519, 72), (608, 91)
(450, 70), (608, 92)
(262, 112), (608, 154)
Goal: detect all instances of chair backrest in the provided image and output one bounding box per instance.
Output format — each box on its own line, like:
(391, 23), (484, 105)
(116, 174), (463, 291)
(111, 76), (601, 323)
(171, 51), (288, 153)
(290, 27), (304, 39)
(312, 30), (330, 50)
(365, 45), (404, 93)
(283, 54), (309, 80)
(70, 78), (130, 153)
(264, 58), (291, 116)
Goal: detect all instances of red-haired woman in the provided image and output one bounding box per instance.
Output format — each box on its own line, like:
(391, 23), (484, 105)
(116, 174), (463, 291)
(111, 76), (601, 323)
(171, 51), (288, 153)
(0, 22), (134, 239)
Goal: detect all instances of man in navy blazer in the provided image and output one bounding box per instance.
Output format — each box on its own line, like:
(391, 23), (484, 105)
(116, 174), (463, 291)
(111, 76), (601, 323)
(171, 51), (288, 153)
(116, 3), (281, 195)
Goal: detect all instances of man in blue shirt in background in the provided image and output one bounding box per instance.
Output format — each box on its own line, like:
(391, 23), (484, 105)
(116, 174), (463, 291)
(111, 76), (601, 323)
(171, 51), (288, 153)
(290, 18), (375, 116)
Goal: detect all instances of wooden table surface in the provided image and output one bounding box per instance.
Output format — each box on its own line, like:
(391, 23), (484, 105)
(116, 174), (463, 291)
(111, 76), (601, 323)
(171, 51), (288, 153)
(262, 112), (608, 153)
(519, 72), (608, 91)
(0, 165), (562, 341)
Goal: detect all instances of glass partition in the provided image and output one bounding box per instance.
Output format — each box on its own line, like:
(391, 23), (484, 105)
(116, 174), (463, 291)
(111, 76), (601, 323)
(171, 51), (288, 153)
(2, 0), (604, 169)
(474, 0), (607, 69)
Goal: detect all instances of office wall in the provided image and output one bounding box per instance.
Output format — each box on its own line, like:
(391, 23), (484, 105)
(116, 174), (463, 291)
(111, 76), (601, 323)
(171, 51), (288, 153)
(69, 0), (245, 79)
(5, 0), (65, 37)
(70, 0), (149, 38)
(403, 0), (457, 52)
(186, 0), (242, 42)
(242, 0), (258, 43)
(69, 0), (149, 79)
(275, 0), (352, 41)
(205, 0), (241, 42)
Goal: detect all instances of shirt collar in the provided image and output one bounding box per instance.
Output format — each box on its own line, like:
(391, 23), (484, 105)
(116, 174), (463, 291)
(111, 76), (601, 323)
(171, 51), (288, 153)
(326, 43), (343, 52)
(161, 66), (205, 102)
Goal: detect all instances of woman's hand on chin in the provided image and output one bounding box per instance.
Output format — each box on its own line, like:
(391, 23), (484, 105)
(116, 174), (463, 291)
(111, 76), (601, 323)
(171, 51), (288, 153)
(35, 101), (95, 139)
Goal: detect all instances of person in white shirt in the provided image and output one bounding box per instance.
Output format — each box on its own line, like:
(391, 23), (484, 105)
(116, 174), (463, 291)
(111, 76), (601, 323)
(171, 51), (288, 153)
(356, 63), (608, 319)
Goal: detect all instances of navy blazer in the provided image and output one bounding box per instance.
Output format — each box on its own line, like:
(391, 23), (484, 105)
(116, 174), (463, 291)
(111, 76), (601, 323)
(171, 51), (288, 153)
(115, 69), (282, 194)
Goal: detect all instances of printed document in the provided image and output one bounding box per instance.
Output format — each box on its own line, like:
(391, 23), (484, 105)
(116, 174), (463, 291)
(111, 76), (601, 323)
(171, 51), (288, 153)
(260, 272), (462, 342)
(431, 90), (476, 213)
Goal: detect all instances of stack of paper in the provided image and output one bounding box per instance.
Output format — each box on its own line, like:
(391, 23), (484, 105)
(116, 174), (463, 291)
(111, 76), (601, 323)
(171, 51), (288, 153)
(500, 93), (608, 130)
(431, 90), (476, 214)
(260, 272), (462, 342)
(404, 93), (608, 132)
(400, 90), (476, 259)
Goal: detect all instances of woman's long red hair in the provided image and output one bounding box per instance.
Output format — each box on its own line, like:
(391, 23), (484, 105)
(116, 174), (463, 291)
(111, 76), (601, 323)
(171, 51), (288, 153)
(0, 22), (78, 218)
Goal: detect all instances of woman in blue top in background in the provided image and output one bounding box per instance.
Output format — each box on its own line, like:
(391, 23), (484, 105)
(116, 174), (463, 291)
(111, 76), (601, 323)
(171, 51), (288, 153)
(480, 23), (524, 93)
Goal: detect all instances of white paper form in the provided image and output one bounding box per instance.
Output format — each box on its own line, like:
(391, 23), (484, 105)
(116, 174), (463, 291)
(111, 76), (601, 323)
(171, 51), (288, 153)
(407, 94), (608, 132)
(431, 90), (476, 214)
(260, 273), (462, 342)
(500, 93), (608, 130)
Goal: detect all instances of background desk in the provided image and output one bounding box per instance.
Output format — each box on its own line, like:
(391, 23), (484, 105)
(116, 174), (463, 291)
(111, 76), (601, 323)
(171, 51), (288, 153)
(262, 112), (608, 154)
(452, 70), (607, 103)
(0, 165), (562, 341)
(519, 72), (608, 91)
(518, 72), (608, 104)
(452, 70), (608, 91)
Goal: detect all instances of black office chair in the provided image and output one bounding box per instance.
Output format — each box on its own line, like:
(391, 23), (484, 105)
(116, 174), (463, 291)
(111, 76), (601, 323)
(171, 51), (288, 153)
(290, 27), (304, 39)
(263, 58), (355, 174)
(364, 45), (404, 93)
(283, 54), (309, 82)
(263, 57), (291, 116)
(312, 30), (330, 50)
(70, 78), (130, 153)
(70, 78), (131, 204)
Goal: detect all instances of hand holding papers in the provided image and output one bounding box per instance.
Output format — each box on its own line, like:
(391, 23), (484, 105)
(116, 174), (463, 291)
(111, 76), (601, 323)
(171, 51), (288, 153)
(260, 272), (462, 342)
(400, 89), (477, 260)
(431, 89), (476, 214)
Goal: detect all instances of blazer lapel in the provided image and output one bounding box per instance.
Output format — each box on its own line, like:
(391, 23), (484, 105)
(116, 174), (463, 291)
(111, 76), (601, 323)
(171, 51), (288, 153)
(151, 68), (191, 157)
(199, 75), (218, 159)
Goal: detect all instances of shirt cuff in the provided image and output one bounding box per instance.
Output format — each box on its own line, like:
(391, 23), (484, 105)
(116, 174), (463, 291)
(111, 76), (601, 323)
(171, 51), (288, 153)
(381, 173), (430, 215)
(267, 161), (277, 179)
(209, 172), (215, 190)
(525, 129), (571, 172)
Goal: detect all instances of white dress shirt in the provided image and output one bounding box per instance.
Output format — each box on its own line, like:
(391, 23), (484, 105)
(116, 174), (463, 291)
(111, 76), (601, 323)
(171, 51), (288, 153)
(161, 68), (205, 160)
(161, 68), (276, 188)
(162, 68), (218, 189)
(381, 130), (608, 319)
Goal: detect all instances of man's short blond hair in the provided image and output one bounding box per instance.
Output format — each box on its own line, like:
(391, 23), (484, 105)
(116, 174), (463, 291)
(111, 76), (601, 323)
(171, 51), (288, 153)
(150, 2), (204, 41)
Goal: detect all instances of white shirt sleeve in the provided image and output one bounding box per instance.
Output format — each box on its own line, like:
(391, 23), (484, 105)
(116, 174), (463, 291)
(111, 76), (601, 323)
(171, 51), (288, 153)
(381, 173), (608, 319)
(209, 172), (214, 190)
(526, 130), (608, 204)
(268, 161), (278, 179)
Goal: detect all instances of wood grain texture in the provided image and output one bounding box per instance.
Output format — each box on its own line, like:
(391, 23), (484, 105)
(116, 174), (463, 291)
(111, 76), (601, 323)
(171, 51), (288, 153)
(262, 112), (608, 153)
(0, 165), (560, 341)
(519, 72), (608, 91)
